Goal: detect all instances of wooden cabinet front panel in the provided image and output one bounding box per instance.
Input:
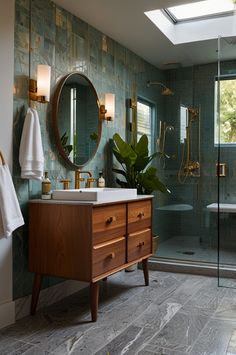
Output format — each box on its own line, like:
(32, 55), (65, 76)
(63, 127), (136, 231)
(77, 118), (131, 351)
(29, 203), (92, 281)
(127, 229), (152, 263)
(127, 200), (151, 234)
(92, 237), (126, 277)
(93, 204), (126, 244)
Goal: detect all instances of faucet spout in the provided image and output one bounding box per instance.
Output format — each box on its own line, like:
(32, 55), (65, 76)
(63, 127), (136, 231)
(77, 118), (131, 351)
(81, 171), (92, 177)
(75, 169), (92, 189)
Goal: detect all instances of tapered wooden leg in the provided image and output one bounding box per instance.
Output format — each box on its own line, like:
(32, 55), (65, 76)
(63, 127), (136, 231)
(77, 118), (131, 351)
(90, 282), (99, 322)
(30, 273), (42, 315)
(142, 258), (149, 286)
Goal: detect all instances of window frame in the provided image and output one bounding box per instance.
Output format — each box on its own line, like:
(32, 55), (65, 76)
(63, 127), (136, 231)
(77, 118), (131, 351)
(136, 97), (156, 154)
(214, 74), (236, 147)
(163, 1), (234, 24)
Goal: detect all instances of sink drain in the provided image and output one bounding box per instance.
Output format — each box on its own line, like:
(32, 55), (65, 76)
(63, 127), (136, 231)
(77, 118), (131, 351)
(177, 251), (195, 255)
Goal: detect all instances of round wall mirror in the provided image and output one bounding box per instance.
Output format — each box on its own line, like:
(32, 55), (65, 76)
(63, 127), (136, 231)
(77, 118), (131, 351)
(53, 72), (101, 168)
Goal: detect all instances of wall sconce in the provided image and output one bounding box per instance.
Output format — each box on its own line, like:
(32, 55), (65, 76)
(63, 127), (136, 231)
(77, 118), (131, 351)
(100, 93), (115, 121)
(127, 98), (137, 132)
(29, 64), (51, 103)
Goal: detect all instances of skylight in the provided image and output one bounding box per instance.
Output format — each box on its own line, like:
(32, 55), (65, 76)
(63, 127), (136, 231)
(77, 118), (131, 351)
(167, 0), (235, 22)
(144, 2), (236, 46)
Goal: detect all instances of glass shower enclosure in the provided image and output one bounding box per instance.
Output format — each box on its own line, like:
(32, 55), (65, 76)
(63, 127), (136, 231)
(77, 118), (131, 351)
(152, 38), (233, 273)
(217, 35), (236, 287)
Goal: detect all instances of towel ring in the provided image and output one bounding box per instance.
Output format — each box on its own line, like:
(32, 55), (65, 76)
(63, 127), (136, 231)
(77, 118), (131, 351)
(0, 151), (6, 165)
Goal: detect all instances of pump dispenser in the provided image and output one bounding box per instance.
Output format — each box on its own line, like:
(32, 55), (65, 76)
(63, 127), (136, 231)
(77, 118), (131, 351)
(97, 171), (105, 188)
(41, 171), (52, 199)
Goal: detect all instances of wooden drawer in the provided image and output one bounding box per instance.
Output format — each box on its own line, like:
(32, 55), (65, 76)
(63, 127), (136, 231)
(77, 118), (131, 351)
(127, 200), (151, 234)
(93, 204), (126, 244)
(92, 237), (126, 277)
(127, 229), (152, 263)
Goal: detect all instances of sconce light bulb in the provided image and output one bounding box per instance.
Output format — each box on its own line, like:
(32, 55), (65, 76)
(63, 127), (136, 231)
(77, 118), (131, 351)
(105, 93), (115, 120)
(37, 64), (51, 102)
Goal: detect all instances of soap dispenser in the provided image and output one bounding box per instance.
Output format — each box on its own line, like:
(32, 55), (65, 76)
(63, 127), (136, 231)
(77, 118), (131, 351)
(97, 170), (105, 188)
(41, 171), (52, 199)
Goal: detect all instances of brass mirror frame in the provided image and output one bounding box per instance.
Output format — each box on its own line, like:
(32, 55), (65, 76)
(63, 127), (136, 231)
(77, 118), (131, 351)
(52, 72), (102, 169)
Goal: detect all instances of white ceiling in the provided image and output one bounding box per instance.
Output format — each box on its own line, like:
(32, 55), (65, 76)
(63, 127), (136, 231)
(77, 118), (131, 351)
(53, 0), (236, 69)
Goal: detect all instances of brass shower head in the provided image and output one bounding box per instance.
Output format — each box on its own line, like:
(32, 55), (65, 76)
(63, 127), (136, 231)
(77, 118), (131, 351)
(161, 87), (174, 96)
(146, 81), (174, 96)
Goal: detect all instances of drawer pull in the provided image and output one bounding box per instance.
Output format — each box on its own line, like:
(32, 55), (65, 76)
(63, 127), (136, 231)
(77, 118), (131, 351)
(106, 216), (116, 224)
(137, 242), (145, 248)
(137, 211), (145, 219)
(108, 252), (115, 259)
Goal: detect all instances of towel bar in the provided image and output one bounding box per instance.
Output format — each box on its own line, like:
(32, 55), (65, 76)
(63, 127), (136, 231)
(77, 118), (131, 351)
(0, 150), (5, 165)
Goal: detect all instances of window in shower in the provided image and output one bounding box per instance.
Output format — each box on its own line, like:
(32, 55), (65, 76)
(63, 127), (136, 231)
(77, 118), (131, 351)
(215, 75), (236, 145)
(137, 99), (154, 153)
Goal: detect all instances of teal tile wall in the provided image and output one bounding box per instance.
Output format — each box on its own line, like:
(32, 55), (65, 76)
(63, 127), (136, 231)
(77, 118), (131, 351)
(13, 0), (163, 299)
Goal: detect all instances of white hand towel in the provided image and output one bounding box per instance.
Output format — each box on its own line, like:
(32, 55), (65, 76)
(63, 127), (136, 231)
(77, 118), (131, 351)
(0, 164), (24, 239)
(19, 108), (44, 180)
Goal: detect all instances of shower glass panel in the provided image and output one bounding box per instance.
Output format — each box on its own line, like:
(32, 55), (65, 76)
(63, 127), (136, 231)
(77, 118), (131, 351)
(218, 36), (236, 288)
(153, 46), (219, 265)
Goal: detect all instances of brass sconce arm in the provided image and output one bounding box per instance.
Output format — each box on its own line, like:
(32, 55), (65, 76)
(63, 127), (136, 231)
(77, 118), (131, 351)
(100, 105), (111, 121)
(100, 93), (115, 121)
(29, 64), (51, 103)
(29, 79), (49, 103)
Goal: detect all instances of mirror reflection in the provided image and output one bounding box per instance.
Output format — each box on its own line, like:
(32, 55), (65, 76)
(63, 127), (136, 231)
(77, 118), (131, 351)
(54, 72), (101, 168)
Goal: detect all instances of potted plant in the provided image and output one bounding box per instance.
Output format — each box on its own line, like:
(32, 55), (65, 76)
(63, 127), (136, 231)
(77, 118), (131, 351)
(110, 133), (169, 268)
(110, 133), (168, 194)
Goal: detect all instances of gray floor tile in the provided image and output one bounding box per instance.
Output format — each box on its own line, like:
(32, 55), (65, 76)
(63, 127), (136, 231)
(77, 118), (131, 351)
(94, 325), (151, 355)
(0, 270), (235, 355)
(137, 344), (187, 354)
(189, 319), (236, 355)
(146, 305), (211, 352)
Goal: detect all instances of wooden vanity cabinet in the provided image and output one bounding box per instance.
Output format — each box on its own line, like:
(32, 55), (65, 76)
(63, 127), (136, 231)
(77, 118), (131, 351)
(29, 197), (153, 321)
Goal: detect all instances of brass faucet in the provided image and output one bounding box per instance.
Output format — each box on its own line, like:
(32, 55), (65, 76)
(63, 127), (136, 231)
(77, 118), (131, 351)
(85, 177), (96, 188)
(75, 169), (93, 189)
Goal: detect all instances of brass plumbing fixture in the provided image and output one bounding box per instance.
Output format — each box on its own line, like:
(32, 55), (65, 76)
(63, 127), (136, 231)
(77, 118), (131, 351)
(216, 163), (226, 177)
(146, 81), (174, 96)
(184, 161), (200, 175)
(157, 121), (175, 168)
(85, 177), (96, 188)
(75, 169), (96, 188)
(60, 179), (71, 190)
(178, 107), (200, 183)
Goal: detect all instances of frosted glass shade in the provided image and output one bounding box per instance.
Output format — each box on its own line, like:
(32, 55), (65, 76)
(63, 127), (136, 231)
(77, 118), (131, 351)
(37, 65), (51, 101)
(105, 93), (115, 120)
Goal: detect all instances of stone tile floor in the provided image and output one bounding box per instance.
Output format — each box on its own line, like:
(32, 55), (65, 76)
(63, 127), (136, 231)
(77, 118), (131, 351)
(1, 270), (236, 354)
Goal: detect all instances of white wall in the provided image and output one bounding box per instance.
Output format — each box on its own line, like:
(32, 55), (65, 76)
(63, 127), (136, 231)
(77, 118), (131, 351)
(0, 0), (15, 328)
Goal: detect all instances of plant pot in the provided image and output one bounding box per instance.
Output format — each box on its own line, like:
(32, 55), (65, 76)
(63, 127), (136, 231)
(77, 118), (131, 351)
(153, 235), (159, 255)
(125, 263), (137, 272)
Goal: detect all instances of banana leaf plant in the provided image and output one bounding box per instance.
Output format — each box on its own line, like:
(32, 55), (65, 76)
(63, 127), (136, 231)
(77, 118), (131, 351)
(110, 133), (168, 195)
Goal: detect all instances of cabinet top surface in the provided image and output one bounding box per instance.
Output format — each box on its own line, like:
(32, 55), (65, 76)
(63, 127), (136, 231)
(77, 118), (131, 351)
(29, 195), (153, 206)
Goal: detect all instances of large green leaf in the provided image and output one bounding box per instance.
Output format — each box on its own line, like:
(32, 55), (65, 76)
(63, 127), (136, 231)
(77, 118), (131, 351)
(112, 148), (127, 166)
(113, 133), (137, 167)
(112, 168), (127, 178)
(134, 156), (151, 172)
(135, 134), (149, 157)
(140, 166), (168, 194)
(116, 178), (128, 189)
(134, 135), (158, 171)
(134, 152), (158, 172)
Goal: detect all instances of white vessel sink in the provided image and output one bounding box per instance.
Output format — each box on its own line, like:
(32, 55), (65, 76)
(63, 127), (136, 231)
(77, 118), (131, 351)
(52, 188), (137, 202)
